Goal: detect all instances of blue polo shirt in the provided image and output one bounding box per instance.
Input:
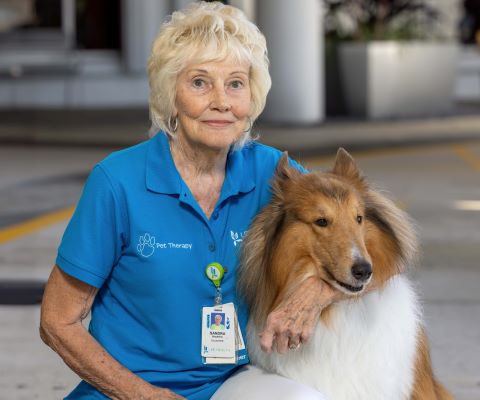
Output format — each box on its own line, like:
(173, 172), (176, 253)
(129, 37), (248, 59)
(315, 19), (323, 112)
(56, 132), (305, 399)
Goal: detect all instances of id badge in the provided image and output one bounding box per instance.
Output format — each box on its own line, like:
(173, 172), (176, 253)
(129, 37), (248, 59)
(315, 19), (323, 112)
(201, 302), (245, 364)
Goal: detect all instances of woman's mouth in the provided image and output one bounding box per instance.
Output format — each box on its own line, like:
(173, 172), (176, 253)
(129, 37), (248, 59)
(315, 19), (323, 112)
(203, 120), (234, 128)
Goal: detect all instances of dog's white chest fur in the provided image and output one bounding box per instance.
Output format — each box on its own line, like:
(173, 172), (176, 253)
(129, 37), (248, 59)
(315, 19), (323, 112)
(247, 276), (421, 400)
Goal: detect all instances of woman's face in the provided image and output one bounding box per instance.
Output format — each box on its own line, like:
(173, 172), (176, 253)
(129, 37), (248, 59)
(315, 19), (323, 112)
(174, 56), (251, 153)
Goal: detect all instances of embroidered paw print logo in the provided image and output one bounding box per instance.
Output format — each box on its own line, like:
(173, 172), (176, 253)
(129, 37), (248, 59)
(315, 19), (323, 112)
(137, 233), (156, 258)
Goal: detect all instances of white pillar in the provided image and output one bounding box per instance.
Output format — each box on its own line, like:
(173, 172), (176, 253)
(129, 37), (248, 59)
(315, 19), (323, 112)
(122, 0), (171, 74)
(257, 0), (324, 124)
(229, 0), (256, 21)
(172, 0), (195, 11)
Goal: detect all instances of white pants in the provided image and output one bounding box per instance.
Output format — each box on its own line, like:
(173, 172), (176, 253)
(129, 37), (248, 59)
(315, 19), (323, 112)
(211, 365), (327, 400)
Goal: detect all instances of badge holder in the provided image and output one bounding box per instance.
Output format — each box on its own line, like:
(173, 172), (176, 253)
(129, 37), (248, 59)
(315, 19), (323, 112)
(201, 262), (245, 364)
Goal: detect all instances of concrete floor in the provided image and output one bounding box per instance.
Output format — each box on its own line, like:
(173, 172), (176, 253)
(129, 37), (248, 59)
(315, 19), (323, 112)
(1, 135), (479, 399)
(0, 146), (110, 399)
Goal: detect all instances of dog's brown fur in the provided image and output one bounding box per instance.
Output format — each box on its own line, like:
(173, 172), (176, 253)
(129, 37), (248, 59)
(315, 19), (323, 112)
(238, 148), (452, 399)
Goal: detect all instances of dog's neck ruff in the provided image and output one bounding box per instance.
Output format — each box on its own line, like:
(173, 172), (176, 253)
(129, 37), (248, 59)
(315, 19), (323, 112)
(247, 276), (421, 400)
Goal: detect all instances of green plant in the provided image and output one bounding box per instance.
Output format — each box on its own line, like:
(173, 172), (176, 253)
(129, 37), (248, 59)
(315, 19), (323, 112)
(324, 0), (441, 41)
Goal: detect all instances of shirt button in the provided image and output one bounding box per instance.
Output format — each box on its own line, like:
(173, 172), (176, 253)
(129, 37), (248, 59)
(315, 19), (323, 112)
(208, 243), (216, 252)
(212, 211), (219, 220)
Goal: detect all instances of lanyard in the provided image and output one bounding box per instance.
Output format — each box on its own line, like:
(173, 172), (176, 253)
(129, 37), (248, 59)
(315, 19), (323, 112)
(205, 262), (225, 305)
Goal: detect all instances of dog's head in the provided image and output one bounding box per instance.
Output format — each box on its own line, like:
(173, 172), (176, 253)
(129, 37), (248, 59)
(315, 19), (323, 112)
(238, 149), (418, 323)
(272, 149), (376, 295)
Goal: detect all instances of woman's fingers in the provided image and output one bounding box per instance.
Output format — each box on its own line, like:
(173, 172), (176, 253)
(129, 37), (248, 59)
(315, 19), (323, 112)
(275, 332), (290, 354)
(259, 328), (275, 353)
(259, 277), (338, 354)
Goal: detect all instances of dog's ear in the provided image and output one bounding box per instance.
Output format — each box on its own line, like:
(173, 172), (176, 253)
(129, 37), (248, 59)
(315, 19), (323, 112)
(332, 148), (367, 190)
(275, 152), (302, 183)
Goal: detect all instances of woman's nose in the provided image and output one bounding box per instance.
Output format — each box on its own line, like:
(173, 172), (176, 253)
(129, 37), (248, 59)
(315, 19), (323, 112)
(210, 86), (231, 112)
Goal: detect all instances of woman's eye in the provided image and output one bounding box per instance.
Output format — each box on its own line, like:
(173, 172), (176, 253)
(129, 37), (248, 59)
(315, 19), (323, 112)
(357, 215), (363, 224)
(315, 218), (329, 227)
(230, 80), (243, 89)
(192, 78), (205, 88)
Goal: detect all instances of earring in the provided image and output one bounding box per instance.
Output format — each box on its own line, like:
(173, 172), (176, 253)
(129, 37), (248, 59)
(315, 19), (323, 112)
(167, 116), (178, 133)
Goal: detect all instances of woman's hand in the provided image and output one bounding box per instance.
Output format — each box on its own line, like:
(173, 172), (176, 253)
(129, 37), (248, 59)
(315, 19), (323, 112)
(258, 277), (342, 354)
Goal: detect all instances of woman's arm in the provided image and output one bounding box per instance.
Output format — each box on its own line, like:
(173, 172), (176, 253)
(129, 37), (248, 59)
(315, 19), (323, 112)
(259, 275), (382, 353)
(258, 276), (336, 354)
(40, 265), (184, 400)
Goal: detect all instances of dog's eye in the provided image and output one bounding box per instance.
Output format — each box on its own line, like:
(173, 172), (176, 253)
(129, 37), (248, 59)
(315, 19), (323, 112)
(357, 215), (363, 224)
(315, 218), (329, 227)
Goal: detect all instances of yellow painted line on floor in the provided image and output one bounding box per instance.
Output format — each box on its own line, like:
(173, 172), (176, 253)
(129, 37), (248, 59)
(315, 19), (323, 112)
(1, 141), (478, 245)
(302, 140), (480, 168)
(451, 144), (480, 171)
(0, 206), (74, 245)
(301, 144), (427, 168)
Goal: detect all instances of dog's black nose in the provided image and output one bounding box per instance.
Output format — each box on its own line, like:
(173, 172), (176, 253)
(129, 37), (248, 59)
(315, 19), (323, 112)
(351, 261), (372, 281)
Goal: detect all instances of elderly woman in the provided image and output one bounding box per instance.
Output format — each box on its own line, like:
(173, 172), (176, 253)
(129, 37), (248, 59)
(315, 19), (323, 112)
(40, 2), (337, 399)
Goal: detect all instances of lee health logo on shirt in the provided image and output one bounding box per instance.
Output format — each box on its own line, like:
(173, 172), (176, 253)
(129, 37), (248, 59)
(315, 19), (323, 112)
(137, 233), (192, 258)
(230, 230), (247, 247)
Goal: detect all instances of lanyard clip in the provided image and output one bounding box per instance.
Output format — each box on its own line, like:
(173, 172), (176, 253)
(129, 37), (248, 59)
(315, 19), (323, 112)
(214, 287), (222, 306)
(205, 262), (224, 288)
(206, 262), (225, 305)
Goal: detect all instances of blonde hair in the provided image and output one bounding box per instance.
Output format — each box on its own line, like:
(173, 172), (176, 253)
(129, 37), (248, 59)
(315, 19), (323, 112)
(147, 1), (271, 147)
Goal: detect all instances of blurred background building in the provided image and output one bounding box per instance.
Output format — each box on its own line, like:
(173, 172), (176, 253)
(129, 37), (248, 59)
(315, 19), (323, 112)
(0, 0), (478, 125)
(1, 3), (480, 399)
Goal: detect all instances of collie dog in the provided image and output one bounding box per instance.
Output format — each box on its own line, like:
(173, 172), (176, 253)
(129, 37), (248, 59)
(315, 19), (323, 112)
(238, 149), (452, 400)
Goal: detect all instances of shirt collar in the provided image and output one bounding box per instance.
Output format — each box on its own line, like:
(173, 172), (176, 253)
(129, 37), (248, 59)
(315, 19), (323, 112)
(145, 132), (182, 195)
(220, 145), (256, 201)
(145, 132), (256, 197)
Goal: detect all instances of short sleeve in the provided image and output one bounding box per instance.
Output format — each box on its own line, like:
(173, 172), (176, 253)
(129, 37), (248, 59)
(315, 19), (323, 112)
(288, 157), (309, 173)
(56, 165), (126, 288)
